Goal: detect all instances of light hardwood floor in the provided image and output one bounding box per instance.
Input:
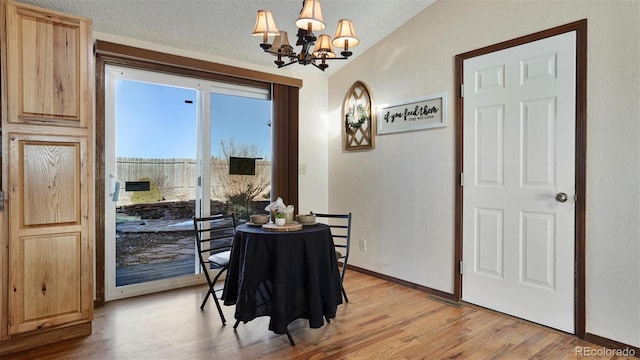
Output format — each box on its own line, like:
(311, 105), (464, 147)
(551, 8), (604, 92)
(3, 271), (630, 359)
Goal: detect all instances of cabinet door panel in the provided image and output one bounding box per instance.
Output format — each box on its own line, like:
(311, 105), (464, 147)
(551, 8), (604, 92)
(22, 141), (80, 226)
(22, 233), (81, 322)
(6, 2), (91, 127)
(8, 133), (92, 335)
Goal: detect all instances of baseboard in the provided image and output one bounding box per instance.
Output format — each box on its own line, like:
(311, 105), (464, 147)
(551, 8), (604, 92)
(0, 322), (92, 356)
(585, 333), (639, 358)
(347, 264), (455, 301)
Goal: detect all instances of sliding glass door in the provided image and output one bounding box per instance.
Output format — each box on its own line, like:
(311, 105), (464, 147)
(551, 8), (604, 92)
(209, 92), (272, 220)
(105, 65), (271, 300)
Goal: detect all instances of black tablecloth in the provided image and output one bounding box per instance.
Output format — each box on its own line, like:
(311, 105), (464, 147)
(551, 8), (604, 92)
(222, 223), (343, 334)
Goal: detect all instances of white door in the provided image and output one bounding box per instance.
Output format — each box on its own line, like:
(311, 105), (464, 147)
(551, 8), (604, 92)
(462, 32), (576, 333)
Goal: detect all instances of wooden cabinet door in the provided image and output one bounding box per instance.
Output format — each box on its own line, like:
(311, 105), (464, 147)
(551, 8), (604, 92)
(5, 1), (92, 127)
(7, 133), (93, 334)
(3, 1), (94, 337)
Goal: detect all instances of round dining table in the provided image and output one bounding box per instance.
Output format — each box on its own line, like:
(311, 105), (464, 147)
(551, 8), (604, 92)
(222, 222), (343, 337)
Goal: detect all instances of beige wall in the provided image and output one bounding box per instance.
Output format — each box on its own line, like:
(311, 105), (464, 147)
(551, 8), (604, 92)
(328, 0), (639, 347)
(296, 73), (330, 215)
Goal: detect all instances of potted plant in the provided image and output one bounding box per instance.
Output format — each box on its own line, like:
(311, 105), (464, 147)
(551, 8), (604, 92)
(275, 212), (286, 226)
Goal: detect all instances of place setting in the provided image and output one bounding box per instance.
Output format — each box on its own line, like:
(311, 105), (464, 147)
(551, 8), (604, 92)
(245, 198), (318, 232)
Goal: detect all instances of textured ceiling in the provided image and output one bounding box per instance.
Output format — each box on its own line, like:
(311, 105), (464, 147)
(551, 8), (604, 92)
(16, 0), (435, 76)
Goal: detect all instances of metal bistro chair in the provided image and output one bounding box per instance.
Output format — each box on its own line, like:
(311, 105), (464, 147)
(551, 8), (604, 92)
(311, 212), (352, 302)
(193, 214), (237, 325)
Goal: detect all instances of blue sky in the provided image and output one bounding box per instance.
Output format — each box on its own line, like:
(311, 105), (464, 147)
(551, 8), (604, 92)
(210, 93), (272, 159)
(116, 80), (272, 159)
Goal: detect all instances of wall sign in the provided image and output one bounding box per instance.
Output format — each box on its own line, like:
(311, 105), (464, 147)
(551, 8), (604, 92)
(377, 92), (447, 135)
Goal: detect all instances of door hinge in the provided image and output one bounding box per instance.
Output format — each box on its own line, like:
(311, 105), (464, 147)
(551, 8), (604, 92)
(459, 261), (464, 275)
(460, 172), (464, 186)
(460, 84), (464, 98)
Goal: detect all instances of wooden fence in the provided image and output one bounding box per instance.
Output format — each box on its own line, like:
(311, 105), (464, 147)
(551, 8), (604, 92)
(116, 157), (271, 205)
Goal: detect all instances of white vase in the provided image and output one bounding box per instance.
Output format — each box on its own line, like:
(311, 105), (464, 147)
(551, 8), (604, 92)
(284, 211), (294, 224)
(275, 218), (285, 226)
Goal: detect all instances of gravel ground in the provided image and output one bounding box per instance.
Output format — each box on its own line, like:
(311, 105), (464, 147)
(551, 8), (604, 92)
(116, 219), (194, 267)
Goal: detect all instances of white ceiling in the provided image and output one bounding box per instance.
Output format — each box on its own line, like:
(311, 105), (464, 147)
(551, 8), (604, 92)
(16, 0), (435, 76)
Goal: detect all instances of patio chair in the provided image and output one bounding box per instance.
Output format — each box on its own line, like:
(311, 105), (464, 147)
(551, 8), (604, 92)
(311, 212), (352, 302)
(193, 214), (237, 325)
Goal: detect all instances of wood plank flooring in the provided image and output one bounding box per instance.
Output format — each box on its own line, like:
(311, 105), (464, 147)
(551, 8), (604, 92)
(116, 257), (195, 286)
(3, 271), (630, 359)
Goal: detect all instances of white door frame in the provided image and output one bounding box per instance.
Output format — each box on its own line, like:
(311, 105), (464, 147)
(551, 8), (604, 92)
(454, 19), (587, 338)
(104, 66), (206, 301)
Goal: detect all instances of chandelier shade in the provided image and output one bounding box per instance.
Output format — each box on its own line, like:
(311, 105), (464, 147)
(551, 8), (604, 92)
(295, 0), (325, 32)
(271, 31), (294, 56)
(312, 34), (336, 58)
(252, 10), (281, 50)
(333, 19), (359, 48)
(252, 10), (280, 36)
(253, 0), (359, 71)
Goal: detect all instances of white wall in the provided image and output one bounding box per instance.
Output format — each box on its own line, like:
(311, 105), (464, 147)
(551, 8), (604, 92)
(94, 32), (330, 215)
(327, 0), (640, 347)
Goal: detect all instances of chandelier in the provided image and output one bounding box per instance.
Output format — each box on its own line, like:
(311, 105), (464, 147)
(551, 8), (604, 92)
(252, 0), (359, 71)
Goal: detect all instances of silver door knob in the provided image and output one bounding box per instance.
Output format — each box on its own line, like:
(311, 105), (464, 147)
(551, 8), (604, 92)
(555, 192), (568, 203)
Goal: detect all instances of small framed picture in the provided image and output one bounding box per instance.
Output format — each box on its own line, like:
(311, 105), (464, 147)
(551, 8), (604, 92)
(343, 81), (375, 151)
